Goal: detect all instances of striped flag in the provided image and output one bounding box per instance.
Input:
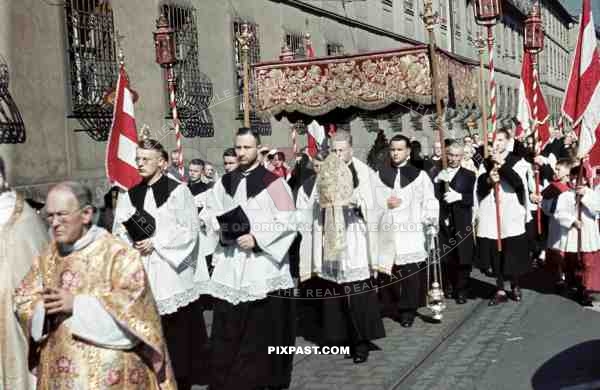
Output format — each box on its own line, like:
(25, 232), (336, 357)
(515, 51), (550, 148)
(562, 0), (600, 167)
(307, 120), (326, 156)
(105, 65), (141, 190)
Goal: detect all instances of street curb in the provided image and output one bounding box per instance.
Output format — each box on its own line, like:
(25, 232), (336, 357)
(388, 297), (488, 390)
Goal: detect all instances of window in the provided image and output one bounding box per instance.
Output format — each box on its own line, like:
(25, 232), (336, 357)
(439, 0), (448, 30)
(65, 0), (117, 141)
(517, 29), (523, 62)
(285, 31), (306, 59)
(326, 42), (344, 56)
(382, 0), (393, 30)
(161, 2), (214, 137)
(506, 87), (512, 116)
(504, 25), (510, 58)
(496, 24), (502, 53)
(466, 3), (473, 43)
(404, 0), (414, 16)
(499, 86), (505, 115)
(509, 25), (516, 60)
(453, 0), (461, 39)
(232, 19), (271, 135)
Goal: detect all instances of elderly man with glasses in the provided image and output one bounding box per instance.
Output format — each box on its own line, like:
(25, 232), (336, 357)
(13, 180), (176, 390)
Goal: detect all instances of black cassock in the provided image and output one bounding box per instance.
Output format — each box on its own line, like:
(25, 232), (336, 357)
(435, 168), (476, 294)
(475, 154), (530, 278)
(208, 166), (297, 390)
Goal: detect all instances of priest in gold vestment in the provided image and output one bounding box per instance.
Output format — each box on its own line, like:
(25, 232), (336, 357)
(13, 181), (176, 390)
(0, 158), (49, 390)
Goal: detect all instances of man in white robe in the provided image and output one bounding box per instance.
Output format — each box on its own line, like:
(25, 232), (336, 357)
(200, 127), (297, 389)
(476, 129), (531, 305)
(113, 139), (210, 389)
(374, 135), (439, 327)
(297, 133), (385, 362)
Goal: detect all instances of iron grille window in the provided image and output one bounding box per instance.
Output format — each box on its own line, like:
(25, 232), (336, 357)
(65, 0), (117, 141)
(326, 42), (344, 56)
(161, 2), (214, 137)
(285, 32), (306, 59)
(232, 19), (271, 135)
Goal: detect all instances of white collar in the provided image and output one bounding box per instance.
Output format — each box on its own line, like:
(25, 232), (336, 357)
(0, 190), (16, 226)
(57, 225), (108, 256)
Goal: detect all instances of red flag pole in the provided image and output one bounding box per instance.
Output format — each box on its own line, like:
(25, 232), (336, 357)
(576, 156), (584, 264)
(531, 54), (543, 236)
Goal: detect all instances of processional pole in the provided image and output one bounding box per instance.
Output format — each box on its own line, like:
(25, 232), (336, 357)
(237, 22), (254, 129)
(422, 0), (446, 322)
(474, 0), (503, 252)
(473, 33), (489, 159)
(524, 1), (545, 236)
(154, 14), (184, 179)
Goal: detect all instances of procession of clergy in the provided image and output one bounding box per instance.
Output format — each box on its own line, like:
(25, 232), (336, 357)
(3, 123), (600, 390)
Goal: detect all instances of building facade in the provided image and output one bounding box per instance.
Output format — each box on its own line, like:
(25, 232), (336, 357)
(0, 0), (576, 202)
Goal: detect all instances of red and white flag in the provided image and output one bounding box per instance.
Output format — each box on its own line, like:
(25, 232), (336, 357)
(562, 0), (600, 167)
(307, 120), (326, 156)
(515, 51), (550, 148)
(105, 65), (141, 190)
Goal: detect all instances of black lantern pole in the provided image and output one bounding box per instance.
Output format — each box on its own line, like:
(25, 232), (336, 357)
(153, 14), (184, 179)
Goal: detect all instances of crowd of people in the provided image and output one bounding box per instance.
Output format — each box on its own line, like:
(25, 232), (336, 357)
(1, 124), (599, 390)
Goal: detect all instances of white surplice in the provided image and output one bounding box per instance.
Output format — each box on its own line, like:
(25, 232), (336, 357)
(113, 184), (210, 315)
(373, 165), (439, 274)
(543, 187), (600, 253)
(476, 153), (528, 239)
(200, 167), (297, 304)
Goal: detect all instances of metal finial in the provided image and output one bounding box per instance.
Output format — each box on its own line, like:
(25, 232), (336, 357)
(473, 31), (486, 51)
(139, 124), (151, 141)
(115, 30), (125, 65)
(420, 0), (439, 31)
(236, 22), (254, 53)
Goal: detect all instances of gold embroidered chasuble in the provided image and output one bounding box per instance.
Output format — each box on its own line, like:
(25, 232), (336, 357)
(1, 192), (49, 390)
(13, 232), (177, 390)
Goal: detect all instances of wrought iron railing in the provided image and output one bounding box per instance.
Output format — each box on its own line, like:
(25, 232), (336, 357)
(65, 0), (117, 141)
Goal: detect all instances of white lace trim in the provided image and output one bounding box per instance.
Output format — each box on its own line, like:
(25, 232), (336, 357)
(155, 281), (210, 315)
(208, 275), (294, 305)
(376, 251), (428, 274)
(318, 266), (372, 284)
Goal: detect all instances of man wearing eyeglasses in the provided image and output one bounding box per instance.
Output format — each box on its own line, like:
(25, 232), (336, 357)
(112, 139), (211, 389)
(13, 181), (176, 389)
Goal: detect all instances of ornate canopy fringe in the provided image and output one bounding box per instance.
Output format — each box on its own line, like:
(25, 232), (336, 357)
(253, 45), (479, 120)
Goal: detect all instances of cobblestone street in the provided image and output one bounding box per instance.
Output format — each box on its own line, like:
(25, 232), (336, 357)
(197, 269), (600, 390)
